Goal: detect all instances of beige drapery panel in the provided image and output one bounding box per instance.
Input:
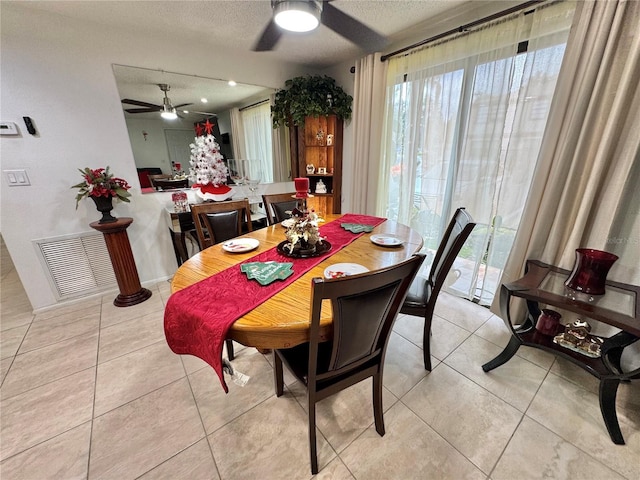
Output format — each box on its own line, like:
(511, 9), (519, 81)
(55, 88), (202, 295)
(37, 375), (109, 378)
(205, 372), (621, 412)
(495, 0), (640, 314)
(349, 52), (387, 214)
(229, 107), (246, 160)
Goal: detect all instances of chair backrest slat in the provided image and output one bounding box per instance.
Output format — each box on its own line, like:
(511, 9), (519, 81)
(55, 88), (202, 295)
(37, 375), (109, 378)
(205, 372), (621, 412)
(308, 254), (425, 383)
(262, 192), (299, 225)
(428, 207), (476, 297)
(190, 199), (252, 248)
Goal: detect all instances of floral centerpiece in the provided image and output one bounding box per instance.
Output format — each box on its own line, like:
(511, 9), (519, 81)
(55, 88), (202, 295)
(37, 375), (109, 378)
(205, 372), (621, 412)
(284, 208), (324, 255)
(72, 167), (131, 207)
(281, 177), (325, 256)
(72, 167), (131, 223)
(188, 133), (232, 201)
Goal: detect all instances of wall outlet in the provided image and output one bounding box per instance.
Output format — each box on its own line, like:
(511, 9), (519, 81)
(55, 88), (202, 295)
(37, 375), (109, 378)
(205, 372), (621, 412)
(4, 169), (31, 186)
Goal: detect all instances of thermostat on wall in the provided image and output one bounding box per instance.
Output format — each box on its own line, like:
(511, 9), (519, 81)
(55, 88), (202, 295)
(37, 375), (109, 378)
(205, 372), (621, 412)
(0, 122), (19, 135)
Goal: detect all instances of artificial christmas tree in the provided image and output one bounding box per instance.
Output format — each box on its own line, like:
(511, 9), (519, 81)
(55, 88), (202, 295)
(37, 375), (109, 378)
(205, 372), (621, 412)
(188, 132), (233, 201)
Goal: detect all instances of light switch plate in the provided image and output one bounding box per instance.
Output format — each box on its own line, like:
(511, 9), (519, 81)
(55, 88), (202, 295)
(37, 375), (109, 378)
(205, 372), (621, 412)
(0, 122), (19, 135)
(4, 169), (31, 186)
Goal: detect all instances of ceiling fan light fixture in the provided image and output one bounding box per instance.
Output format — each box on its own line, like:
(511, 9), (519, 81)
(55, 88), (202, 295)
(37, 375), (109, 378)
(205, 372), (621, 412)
(161, 105), (178, 120)
(274, 1), (320, 33)
(160, 95), (178, 119)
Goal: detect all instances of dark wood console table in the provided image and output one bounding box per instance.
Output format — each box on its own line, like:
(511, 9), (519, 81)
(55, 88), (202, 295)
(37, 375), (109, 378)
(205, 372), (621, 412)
(483, 259), (639, 445)
(90, 217), (152, 307)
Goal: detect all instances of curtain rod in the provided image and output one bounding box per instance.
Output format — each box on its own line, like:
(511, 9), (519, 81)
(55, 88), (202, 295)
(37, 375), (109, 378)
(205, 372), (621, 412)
(240, 99), (270, 111)
(380, 0), (543, 62)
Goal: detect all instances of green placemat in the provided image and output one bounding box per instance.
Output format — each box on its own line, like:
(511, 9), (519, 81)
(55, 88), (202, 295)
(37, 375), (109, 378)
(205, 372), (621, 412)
(341, 223), (374, 233)
(240, 261), (294, 286)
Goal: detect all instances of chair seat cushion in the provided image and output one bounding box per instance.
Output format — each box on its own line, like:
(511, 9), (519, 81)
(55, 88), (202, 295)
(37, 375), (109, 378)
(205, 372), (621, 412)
(277, 342), (333, 383)
(403, 275), (430, 308)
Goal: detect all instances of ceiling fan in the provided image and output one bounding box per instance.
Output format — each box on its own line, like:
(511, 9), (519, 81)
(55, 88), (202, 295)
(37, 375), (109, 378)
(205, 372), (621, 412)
(253, 0), (389, 53)
(121, 84), (191, 119)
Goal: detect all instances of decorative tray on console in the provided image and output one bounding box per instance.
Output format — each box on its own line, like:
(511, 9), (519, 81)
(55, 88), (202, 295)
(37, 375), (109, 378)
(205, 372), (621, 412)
(276, 240), (332, 259)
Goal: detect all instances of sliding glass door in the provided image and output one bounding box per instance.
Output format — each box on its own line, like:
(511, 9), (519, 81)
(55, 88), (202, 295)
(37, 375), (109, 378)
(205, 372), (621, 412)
(381, 1), (575, 304)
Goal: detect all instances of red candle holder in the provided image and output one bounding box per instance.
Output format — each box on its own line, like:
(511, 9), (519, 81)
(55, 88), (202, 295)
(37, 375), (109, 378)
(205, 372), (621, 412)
(564, 248), (618, 295)
(294, 177), (310, 198)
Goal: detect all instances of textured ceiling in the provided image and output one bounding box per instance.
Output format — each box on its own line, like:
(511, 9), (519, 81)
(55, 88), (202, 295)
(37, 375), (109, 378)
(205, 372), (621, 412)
(16, 0), (507, 119)
(17, 0), (473, 68)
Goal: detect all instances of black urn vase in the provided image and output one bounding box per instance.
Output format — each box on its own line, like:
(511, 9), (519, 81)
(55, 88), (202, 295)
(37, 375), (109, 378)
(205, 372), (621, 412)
(91, 195), (117, 224)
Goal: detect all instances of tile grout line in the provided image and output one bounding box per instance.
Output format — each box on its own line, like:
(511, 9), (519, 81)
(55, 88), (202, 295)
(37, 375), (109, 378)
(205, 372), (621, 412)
(179, 352), (223, 479)
(85, 299), (105, 479)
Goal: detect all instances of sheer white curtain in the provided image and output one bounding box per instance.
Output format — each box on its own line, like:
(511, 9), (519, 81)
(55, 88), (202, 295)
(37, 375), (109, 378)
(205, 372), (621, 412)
(379, 1), (575, 304)
(229, 107), (246, 160)
(349, 52), (387, 214)
(241, 102), (274, 183)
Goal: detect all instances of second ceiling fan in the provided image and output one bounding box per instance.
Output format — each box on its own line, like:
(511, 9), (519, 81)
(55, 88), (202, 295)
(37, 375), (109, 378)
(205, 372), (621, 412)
(121, 84), (192, 119)
(253, 0), (389, 53)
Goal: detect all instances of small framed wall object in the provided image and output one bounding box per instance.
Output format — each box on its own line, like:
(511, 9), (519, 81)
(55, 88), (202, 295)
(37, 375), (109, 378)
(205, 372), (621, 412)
(317, 167), (327, 174)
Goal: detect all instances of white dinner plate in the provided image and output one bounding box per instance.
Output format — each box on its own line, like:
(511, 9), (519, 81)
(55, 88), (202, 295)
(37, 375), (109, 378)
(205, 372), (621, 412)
(281, 218), (295, 228)
(324, 263), (370, 279)
(222, 238), (260, 253)
(370, 234), (403, 247)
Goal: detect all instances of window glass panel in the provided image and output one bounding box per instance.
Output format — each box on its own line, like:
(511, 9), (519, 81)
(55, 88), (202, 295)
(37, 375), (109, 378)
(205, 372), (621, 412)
(241, 102), (274, 183)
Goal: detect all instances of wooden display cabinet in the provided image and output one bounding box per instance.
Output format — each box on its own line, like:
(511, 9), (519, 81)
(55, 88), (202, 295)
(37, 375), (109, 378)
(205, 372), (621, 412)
(290, 115), (343, 215)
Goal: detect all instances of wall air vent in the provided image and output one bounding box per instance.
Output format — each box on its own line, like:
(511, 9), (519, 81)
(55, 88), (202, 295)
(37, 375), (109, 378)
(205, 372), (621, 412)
(34, 232), (117, 300)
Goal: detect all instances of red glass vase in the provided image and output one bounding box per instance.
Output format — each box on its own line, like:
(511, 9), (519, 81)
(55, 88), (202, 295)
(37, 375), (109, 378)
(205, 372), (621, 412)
(535, 309), (562, 336)
(564, 249), (618, 295)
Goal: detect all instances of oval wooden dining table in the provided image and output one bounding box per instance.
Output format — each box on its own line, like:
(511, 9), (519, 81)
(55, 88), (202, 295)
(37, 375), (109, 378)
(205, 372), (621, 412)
(170, 214), (424, 350)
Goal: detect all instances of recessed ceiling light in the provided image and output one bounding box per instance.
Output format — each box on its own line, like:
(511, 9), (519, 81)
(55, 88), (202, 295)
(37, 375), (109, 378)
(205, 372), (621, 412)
(182, 110), (190, 114)
(201, 98), (208, 103)
(228, 80), (237, 87)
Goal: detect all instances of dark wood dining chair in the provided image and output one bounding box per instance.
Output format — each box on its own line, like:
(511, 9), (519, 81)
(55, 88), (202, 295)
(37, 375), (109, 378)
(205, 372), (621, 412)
(190, 199), (253, 361)
(400, 207), (476, 371)
(261, 192), (299, 225)
(148, 174), (172, 189)
(190, 199), (253, 249)
(273, 254), (425, 474)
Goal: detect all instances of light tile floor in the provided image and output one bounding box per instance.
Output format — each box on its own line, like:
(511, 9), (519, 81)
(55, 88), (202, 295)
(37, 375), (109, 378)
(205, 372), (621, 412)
(1, 243), (639, 479)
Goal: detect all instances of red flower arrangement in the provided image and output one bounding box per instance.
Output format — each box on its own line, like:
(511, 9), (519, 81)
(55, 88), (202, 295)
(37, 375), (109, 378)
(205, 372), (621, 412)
(72, 167), (131, 209)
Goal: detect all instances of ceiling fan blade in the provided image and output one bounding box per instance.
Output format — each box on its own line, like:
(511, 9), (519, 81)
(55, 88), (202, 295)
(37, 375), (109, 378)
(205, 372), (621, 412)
(173, 103), (192, 109)
(253, 19), (282, 51)
(124, 107), (161, 114)
(121, 99), (162, 109)
(182, 110), (217, 116)
(322, 2), (389, 52)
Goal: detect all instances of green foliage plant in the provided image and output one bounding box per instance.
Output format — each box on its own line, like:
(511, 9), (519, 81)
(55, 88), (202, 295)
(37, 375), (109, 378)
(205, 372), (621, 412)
(271, 75), (353, 128)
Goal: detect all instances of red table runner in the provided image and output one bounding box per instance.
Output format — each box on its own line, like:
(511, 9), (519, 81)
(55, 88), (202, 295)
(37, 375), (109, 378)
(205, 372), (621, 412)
(164, 213), (386, 392)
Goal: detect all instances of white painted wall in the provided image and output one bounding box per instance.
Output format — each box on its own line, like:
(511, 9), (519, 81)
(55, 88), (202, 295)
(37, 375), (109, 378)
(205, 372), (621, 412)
(0, 4), (312, 310)
(125, 117), (192, 173)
